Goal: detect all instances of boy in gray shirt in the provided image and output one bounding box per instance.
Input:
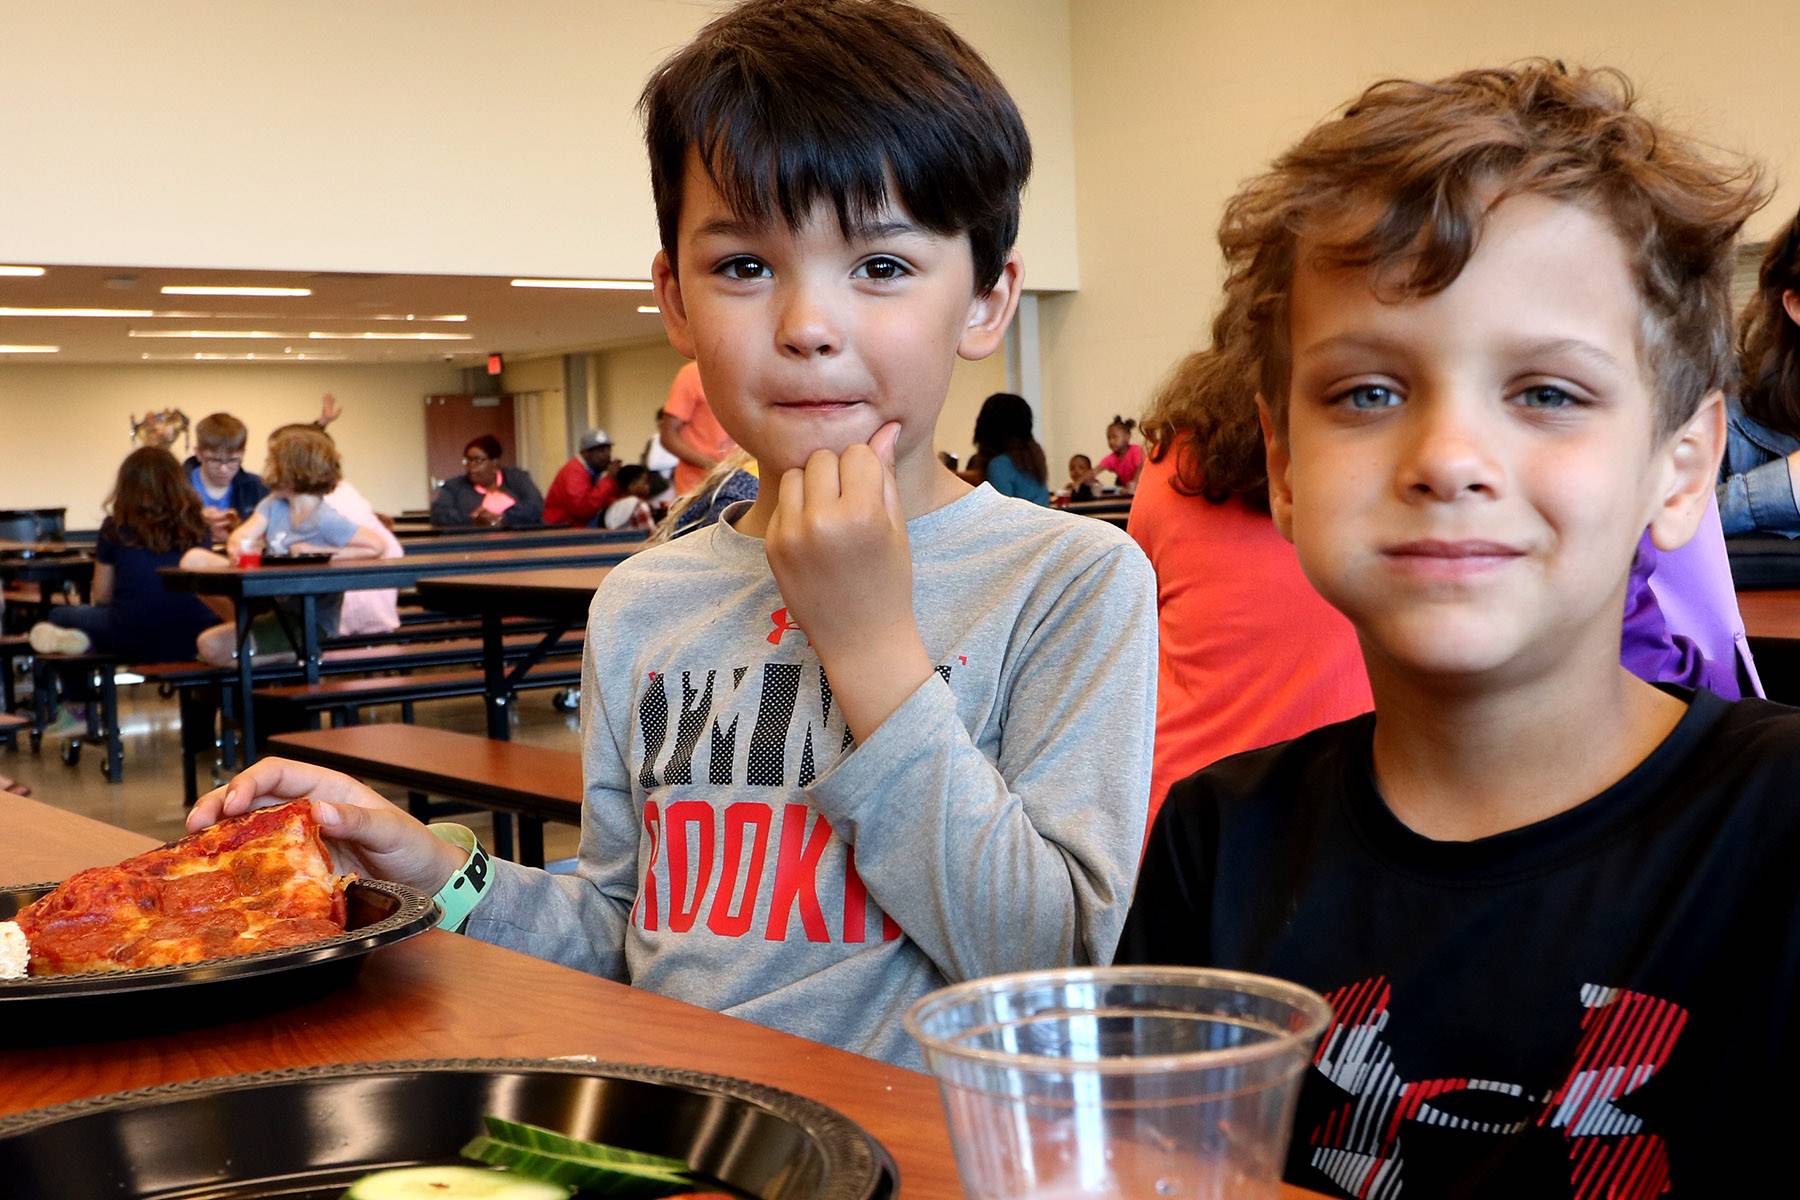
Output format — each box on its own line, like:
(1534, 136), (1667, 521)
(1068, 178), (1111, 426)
(190, 0), (1156, 1067)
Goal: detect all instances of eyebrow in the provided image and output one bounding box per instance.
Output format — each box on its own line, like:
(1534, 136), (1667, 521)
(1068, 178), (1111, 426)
(1299, 332), (1625, 374)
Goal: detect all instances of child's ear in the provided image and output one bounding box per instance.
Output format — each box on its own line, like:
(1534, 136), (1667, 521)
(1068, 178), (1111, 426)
(1783, 289), (1800, 329)
(1258, 396), (1296, 542)
(1646, 390), (1726, 552)
(957, 251), (1024, 361)
(651, 250), (697, 360)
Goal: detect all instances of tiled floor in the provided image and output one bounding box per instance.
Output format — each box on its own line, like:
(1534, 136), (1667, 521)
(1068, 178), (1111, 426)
(3, 677), (585, 865)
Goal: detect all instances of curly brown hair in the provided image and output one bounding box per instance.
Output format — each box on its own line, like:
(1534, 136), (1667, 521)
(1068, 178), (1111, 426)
(106, 447), (210, 554)
(263, 426), (341, 496)
(1144, 60), (1767, 507)
(1739, 206), (1800, 435)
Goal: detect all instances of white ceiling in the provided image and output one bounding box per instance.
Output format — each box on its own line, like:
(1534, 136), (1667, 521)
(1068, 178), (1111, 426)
(0, 264), (671, 366)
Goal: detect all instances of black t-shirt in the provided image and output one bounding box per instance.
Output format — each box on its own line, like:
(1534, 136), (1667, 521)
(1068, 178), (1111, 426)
(1117, 688), (1800, 1199)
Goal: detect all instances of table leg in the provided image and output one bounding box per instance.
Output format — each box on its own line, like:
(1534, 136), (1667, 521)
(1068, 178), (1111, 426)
(300, 594), (322, 685)
(482, 612), (508, 741)
(519, 816), (545, 869)
(235, 601), (257, 760)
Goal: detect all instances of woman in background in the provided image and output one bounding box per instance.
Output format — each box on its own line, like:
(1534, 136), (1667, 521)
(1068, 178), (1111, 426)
(965, 392), (1050, 505)
(430, 434), (545, 527)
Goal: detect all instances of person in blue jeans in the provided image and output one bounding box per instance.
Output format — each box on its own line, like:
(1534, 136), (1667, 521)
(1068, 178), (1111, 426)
(1719, 205), (1800, 536)
(966, 391), (1050, 504)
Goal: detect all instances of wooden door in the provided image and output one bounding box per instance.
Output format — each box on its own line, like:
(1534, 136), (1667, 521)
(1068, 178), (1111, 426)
(424, 394), (517, 493)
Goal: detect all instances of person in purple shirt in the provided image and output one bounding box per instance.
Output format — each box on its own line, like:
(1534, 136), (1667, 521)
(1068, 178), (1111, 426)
(1622, 495), (1761, 700)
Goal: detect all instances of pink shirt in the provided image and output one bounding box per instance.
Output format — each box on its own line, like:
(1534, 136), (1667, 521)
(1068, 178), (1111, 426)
(1098, 443), (1146, 487)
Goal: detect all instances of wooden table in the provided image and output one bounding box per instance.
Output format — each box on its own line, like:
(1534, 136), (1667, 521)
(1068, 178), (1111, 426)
(1738, 588), (1800, 643)
(0, 797), (1324, 1199)
(415, 568), (611, 739)
(158, 545), (638, 753)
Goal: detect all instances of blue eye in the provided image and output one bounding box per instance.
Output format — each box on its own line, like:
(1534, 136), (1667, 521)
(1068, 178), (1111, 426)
(1517, 385), (1578, 409)
(854, 256), (910, 281)
(717, 256), (770, 281)
(1338, 385), (1402, 410)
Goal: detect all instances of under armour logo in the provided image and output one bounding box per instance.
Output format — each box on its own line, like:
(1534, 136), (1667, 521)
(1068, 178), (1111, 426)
(768, 608), (809, 646)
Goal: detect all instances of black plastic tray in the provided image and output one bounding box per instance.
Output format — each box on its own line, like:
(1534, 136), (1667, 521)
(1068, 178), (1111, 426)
(0, 1058), (899, 1200)
(0, 878), (435, 1043)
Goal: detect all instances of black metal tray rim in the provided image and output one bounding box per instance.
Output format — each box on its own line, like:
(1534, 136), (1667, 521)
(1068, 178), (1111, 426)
(0, 1057), (898, 1198)
(0, 877), (435, 998)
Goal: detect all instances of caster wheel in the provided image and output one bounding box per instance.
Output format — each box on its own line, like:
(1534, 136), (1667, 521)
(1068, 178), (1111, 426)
(552, 688), (581, 713)
(60, 739), (81, 766)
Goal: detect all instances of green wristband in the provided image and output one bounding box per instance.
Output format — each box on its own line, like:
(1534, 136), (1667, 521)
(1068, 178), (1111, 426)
(428, 823), (493, 933)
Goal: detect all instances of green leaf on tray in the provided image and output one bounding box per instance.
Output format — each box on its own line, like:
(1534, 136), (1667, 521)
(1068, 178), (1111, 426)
(460, 1116), (695, 1198)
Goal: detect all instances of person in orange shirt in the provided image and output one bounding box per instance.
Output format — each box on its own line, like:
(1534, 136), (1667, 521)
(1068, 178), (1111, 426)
(1131, 334), (1373, 827)
(659, 360), (738, 495)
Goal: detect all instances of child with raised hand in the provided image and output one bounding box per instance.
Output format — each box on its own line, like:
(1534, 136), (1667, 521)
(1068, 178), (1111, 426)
(1116, 63), (1794, 1196)
(192, 0), (1156, 1068)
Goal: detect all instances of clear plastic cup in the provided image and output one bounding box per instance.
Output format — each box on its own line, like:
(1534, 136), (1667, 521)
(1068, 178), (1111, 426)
(905, 966), (1331, 1200)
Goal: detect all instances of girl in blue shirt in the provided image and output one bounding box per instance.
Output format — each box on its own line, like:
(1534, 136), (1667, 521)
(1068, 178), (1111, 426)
(967, 391), (1050, 505)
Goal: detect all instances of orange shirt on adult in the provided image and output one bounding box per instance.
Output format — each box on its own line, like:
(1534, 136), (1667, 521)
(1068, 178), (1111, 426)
(1128, 445), (1372, 829)
(664, 361), (737, 496)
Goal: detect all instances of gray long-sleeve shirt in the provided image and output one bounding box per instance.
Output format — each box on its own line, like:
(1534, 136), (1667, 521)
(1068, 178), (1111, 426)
(465, 483), (1157, 1065)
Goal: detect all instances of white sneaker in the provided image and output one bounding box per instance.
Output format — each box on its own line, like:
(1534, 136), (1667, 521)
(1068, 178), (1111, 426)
(27, 622), (91, 656)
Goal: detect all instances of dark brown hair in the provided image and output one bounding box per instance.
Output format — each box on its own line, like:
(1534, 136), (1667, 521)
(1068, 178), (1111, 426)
(264, 427), (341, 496)
(1146, 60), (1767, 506)
(1739, 207), (1800, 434)
(463, 434), (503, 463)
(973, 392), (1047, 484)
(639, 0), (1031, 292)
(106, 447), (210, 554)
(195, 412), (248, 453)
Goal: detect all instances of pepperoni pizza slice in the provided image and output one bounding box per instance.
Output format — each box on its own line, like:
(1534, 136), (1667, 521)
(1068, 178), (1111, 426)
(13, 801), (351, 975)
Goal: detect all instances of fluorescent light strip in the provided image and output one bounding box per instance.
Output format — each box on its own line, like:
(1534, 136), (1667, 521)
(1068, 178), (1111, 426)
(128, 330), (295, 339)
(305, 331), (471, 341)
(0, 307), (153, 318)
(0, 266), (46, 277)
(161, 285), (312, 297)
(510, 278), (654, 291)
(636, 306), (661, 314)
(140, 352), (349, 362)
(0, 344), (58, 353)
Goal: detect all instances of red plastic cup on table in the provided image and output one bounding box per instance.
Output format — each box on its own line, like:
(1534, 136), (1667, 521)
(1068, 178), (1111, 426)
(234, 548), (262, 568)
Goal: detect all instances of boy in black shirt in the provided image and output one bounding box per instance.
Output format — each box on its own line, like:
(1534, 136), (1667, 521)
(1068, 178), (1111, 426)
(1118, 64), (1789, 1198)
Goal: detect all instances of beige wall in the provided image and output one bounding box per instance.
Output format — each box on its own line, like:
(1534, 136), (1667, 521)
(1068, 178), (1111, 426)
(0, 1), (1079, 290)
(0, 363), (459, 527)
(591, 342), (690, 471)
(497, 355), (570, 485)
(1047, 0), (1800, 469)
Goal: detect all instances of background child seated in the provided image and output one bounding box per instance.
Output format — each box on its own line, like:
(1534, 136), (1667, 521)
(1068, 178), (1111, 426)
(183, 412), (269, 544)
(29, 447), (218, 663)
(1074, 415), (1146, 494)
(1117, 61), (1793, 1197)
(187, 426), (383, 664)
(601, 465), (657, 531)
(1062, 453), (1096, 501)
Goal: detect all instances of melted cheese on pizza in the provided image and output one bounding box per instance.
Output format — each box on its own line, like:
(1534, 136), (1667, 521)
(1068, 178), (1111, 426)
(13, 802), (351, 975)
